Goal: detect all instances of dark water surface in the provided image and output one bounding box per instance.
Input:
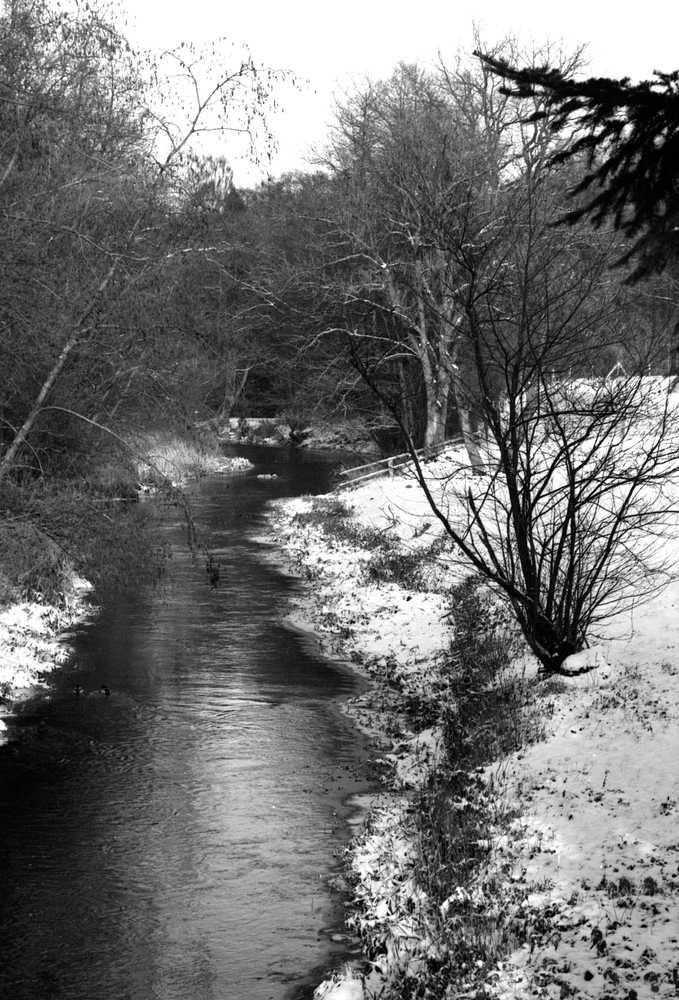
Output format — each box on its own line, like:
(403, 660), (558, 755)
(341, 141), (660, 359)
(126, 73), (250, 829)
(0, 446), (374, 1000)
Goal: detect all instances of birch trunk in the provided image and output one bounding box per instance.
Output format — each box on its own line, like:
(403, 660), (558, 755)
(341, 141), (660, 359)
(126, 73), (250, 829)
(0, 260), (119, 484)
(453, 371), (486, 474)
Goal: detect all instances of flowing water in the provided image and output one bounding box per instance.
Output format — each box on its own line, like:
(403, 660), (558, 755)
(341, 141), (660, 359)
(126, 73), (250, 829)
(0, 446), (375, 1000)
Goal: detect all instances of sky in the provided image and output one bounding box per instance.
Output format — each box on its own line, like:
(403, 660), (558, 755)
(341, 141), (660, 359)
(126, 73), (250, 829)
(120, 0), (679, 187)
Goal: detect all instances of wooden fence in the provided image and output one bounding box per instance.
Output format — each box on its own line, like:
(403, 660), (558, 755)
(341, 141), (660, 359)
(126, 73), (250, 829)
(335, 435), (464, 490)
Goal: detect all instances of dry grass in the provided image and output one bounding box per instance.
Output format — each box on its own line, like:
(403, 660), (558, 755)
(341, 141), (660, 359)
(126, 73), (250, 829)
(132, 428), (237, 486)
(380, 578), (556, 998)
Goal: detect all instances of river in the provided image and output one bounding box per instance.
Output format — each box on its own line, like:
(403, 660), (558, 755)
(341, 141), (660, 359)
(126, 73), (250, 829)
(0, 445), (375, 1000)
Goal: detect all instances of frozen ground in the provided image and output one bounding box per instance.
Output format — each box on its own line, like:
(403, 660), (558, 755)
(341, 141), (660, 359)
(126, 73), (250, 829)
(0, 577), (94, 734)
(3, 440), (677, 998)
(268, 447), (679, 1000)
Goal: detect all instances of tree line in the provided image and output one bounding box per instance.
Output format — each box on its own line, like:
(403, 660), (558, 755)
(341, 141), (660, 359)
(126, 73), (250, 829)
(2, 0), (679, 668)
(2, 4), (676, 474)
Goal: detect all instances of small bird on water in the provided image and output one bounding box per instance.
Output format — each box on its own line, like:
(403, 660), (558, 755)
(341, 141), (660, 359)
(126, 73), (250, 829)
(206, 555), (220, 589)
(101, 685), (111, 696)
(74, 684), (83, 696)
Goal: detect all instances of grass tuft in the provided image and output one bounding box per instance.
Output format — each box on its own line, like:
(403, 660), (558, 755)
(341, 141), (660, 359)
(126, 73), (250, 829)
(132, 427), (242, 486)
(292, 495), (452, 592)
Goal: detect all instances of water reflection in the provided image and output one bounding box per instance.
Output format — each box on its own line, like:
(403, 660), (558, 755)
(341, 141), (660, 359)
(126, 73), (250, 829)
(0, 447), (373, 1000)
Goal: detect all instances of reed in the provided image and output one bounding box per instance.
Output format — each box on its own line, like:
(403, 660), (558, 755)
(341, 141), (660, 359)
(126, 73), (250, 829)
(132, 428), (241, 486)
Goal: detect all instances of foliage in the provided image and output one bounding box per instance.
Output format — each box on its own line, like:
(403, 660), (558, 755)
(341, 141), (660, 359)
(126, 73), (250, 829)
(0, 0), (291, 485)
(0, 0), (297, 601)
(233, 171), (382, 421)
(0, 474), (168, 604)
(477, 52), (679, 281)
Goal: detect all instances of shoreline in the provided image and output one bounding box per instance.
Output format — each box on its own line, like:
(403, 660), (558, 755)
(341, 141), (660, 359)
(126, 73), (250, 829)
(263, 488), (455, 998)
(5, 446), (679, 999)
(264, 461), (679, 1000)
(0, 456), (253, 723)
(0, 578), (95, 738)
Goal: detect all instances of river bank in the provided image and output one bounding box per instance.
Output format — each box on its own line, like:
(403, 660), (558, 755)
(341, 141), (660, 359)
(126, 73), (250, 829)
(266, 447), (679, 1000)
(0, 578), (95, 720)
(0, 447), (371, 1000)
(218, 416), (389, 453)
(0, 448), (254, 717)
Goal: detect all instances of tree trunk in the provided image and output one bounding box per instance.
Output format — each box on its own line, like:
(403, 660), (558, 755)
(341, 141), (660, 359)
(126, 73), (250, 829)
(453, 372), (486, 474)
(0, 330), (82, 484)
(423, 367), (452, 457)
(0, 259), (120, 484)
(397, 359), (416, 439)
(458, 406), (486, 474)
(217, 366), (251, 420)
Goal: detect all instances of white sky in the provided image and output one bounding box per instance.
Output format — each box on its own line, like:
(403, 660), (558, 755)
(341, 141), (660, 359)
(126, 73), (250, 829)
(120, 0), (679, 187)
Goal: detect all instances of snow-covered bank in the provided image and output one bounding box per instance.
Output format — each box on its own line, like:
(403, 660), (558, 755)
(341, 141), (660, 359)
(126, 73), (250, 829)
(0, 576), (94, 727)
(269, 476), (457, 788)
(138, 451), (253, 489)
(0, 455), (252, 725)
(267, 453), (679, 1000)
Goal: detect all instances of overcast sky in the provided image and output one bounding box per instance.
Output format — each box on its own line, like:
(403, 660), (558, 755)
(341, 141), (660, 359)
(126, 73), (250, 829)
(121, 0), (679, 187)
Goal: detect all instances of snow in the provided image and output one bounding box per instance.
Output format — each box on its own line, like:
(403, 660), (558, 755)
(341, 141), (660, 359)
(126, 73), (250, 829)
(267, 444), (679, 1000)
(488, 581), (679, 1000)
(0, 579), (93, 693)
(3, 429), (678, 998)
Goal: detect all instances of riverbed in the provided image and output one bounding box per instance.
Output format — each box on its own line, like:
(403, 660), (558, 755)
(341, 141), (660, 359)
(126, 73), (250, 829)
(0, 445), (376, 1000)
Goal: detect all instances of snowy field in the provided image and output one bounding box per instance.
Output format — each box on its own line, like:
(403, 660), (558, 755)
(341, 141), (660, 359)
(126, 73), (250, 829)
(269, 443), (679, 1000)
(2, 425), (678, 998)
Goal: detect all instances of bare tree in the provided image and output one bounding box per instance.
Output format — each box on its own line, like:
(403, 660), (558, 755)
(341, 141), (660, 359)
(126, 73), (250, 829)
(0, 0), (288, 482)
(327, 45), (679, 672)
(314, 40), (588, 463)
(318, 63), (491, 457)
(394, 173), (679, 672)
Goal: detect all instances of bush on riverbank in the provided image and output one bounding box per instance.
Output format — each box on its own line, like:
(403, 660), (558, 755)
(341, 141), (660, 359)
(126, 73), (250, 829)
(0, 427), (249, 607)
(133, 426), (249, 487)
(339, 575), (558, 1000)
(386, 578), (556, 998)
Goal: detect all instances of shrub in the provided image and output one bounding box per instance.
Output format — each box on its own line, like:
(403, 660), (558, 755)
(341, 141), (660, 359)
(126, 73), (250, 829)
(396, 577), (554, 996)
(292, 496), (389, 552)
(366, 538), (450, 592)
(0, 521), (73, 606)
(291, 495), (354, 529)
(442, 575), (544, 768)
(293, 495), (453, 592)
(132, 427), (229, 485)
(0, 478), (170, 606)
(249, 419), (280, 440)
